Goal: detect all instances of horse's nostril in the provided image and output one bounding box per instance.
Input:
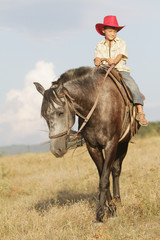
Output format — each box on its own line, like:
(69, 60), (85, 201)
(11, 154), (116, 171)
(50, 148), (61, 157)
(52, 148), (64, 158)
(57, 149), (62, 154)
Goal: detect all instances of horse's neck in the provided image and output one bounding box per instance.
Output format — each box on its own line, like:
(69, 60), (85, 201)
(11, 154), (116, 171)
(64, 81), (95, 116)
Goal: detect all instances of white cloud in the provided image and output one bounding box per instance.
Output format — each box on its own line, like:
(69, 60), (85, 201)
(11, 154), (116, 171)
(0, 61), (57, 145)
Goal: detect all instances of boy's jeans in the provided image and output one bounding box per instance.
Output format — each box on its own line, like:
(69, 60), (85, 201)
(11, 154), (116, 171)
(120, 71), (144, 106)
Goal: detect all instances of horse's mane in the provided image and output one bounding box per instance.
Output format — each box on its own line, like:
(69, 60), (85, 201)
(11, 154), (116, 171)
(52, 66), (106, 86)
(41, 66), (106, 117)
(58, 66), (94, 84)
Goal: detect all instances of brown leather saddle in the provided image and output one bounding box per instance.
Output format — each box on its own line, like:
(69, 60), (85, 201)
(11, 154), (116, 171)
(109, 68), (133, 103)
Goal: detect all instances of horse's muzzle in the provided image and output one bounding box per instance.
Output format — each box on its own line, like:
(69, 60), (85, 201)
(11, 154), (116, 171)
(50, 147), (67, 158)
(50, 138), (67, 158)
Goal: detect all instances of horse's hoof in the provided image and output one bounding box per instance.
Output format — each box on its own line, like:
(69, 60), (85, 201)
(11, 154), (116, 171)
(96, 206), (105, 222)
(114, 196), (121, 204)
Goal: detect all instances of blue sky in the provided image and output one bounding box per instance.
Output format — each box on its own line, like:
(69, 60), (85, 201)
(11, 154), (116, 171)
(0, 0), (160, 146)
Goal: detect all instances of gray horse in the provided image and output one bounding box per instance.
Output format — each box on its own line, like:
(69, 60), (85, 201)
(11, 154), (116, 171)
(34, 66), (137, 222)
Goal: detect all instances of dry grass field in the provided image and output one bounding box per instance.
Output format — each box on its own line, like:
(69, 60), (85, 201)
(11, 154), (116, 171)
(0, 137), (160, 240)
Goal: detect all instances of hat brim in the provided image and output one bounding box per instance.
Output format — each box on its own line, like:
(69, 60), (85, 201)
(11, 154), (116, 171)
(95, 23), (125, 36)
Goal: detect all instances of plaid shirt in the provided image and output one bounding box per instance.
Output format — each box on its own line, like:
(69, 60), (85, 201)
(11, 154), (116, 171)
(94, 37), (130, 72)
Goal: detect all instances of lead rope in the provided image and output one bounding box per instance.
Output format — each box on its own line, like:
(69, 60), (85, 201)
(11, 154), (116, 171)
(70, 64), (115, 142)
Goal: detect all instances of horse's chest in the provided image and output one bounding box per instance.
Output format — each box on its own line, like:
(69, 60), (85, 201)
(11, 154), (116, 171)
(82, 128), (106, 147)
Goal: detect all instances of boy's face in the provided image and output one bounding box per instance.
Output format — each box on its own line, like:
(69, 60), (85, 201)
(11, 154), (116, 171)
(102, 26), (118, 41)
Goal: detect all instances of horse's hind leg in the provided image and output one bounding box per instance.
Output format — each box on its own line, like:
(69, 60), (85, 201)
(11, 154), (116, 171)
(112, 142), (129, 202)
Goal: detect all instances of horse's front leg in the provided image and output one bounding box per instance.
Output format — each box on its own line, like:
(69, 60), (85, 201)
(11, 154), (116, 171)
(97, 138), (118, 222)
(86, 142), (104, 178)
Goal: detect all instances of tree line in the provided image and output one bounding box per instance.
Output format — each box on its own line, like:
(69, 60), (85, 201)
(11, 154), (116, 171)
(137, 121), (160, 138)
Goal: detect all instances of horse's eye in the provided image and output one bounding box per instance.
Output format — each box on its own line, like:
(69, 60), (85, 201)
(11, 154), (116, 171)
(58, 112), (64, 117)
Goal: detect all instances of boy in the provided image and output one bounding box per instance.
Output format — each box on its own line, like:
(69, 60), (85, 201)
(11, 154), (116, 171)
(94, 15), (148, 126)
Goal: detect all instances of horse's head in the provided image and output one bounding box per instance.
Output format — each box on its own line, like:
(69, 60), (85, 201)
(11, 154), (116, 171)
(34, 82), (75, 157)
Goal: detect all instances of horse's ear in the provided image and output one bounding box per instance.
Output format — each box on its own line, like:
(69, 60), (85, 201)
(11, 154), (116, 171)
(34, 82), (45, 96)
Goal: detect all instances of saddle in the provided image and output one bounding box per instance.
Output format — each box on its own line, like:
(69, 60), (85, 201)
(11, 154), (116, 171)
(109, 68), (133, 103)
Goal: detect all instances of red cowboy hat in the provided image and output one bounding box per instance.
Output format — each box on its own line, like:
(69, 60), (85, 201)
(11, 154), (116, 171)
(95, 15), (125, 36)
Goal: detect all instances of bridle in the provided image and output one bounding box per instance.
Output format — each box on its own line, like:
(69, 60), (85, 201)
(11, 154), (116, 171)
(49, 64), (115, 141)
(49, 95), (73, 139)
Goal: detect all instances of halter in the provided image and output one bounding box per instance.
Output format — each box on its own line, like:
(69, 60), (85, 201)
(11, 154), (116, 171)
(49, 90), (86, 140)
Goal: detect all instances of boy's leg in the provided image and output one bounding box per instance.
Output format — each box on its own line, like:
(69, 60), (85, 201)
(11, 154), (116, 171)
(120, 71), (148, 126)
(120, 71), (143, 105)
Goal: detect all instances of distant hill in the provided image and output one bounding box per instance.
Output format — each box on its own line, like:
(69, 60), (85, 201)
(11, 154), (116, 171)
(0, 143), (50, 156)
(0, 122), (159, 156)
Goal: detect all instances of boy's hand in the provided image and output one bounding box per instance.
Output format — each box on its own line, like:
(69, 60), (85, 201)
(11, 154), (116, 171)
(107, 58), (115, 65)
(94, 57), (101, 67)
